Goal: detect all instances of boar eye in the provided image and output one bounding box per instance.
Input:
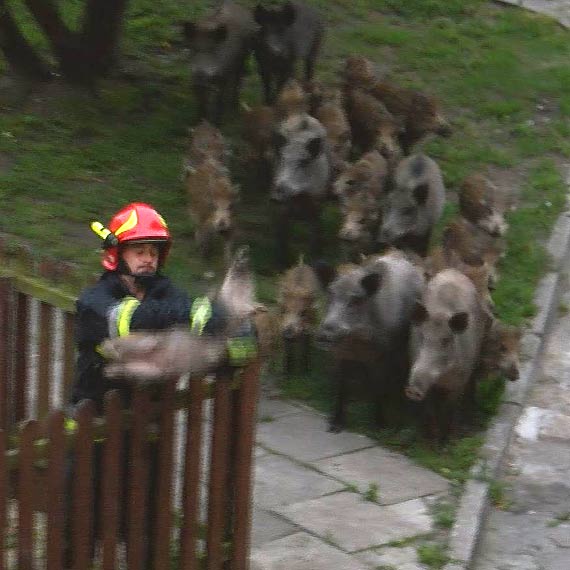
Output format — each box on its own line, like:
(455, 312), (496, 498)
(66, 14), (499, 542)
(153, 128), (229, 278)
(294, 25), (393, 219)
(499, 344), (507, 353)
(441, 337), (452, 348)
(401, 206), (415, 217)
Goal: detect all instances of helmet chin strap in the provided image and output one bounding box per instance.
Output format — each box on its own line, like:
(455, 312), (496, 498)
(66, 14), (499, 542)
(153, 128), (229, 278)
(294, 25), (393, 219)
(116, 258), (160, 288)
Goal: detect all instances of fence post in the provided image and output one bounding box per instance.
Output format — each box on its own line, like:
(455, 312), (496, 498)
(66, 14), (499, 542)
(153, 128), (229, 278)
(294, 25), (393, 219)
(37, 301), (53, 420)
(0, 278), (13, 431)
(14, 292), (30, 423)
(0, 428), (5, 570)
(230, 360), (260, 570)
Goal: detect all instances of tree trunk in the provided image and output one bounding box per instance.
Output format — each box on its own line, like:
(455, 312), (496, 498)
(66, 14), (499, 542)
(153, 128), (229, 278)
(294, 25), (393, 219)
(0, 2), (51, 79)
(81, 0), (130, 78)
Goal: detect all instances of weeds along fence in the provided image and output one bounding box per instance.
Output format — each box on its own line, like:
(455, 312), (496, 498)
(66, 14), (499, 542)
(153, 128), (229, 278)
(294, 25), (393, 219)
(0, 274), (260, 570)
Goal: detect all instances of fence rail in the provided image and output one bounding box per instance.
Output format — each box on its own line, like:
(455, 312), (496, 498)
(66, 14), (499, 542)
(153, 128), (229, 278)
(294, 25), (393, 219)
(0, 274), (259, 570)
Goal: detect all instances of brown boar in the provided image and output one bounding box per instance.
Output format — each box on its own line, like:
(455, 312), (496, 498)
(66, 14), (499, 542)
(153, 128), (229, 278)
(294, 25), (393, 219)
(185, 157), (239, 261)
(459, 173), (508, 237)
(369, 81), (452, 154)
(342, 55), (377, 90)
(240, 102), (276, 183)
(343, 87), (403, 162)
(275, 78), (309, 119)
(314, 87), (352, 176)
(184, 119), (227, 170)
(477, 320), (521, 382)
(277, 258), (321, 375)
(406, 269), (490, 442)
(333, 150), (388, 200)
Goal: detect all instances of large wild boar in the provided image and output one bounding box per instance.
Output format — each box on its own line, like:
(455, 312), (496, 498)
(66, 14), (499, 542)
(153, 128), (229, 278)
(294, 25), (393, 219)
(183, 1), (257, 123)
(101, 246), (257, 382)
(277, 258), (321, 375)
(185, 157), (239, 262)
(315, 251), (424, 432)
(271, 113), (331, 266)
(253, 1), (324, 103)
(378, 154), (446, 257)
(406, 269), (489, 442)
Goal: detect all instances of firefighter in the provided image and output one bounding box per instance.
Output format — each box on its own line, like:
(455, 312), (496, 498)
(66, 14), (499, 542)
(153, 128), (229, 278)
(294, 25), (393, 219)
(64, 201), (256, 568)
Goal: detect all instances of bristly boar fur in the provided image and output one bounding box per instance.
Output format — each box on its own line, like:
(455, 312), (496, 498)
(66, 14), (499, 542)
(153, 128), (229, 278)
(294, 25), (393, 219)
(477, 320), (521, 382)
(275, 78), (309, 119)
(459, 173), (508, 237)
(184, 120), (227, 172)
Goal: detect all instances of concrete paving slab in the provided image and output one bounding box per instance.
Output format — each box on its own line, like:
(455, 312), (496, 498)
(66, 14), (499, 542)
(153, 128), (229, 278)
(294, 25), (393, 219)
(275, 492), (432, 552)
(256, 412), (374, 462)
(257, 397), (306, 420)
(251, 507), (297, 548)
(253, 454), (344, 508)
(313, 447), (449, 505)
(250, 532), (370, 570)
(355, 545), (421, 569)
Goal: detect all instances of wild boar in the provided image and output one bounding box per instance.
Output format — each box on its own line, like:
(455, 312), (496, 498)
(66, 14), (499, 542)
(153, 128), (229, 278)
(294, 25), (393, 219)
(369, 81), (452, 154)
(342, 87), (403, 162)
(342, 55), (377, 91)
(101, 246), (257, 382)
(275, 78), (309, 119)
(253, 1), (325, 103)
(334, 149), (388, 201)
(477, 320), (521, 382)
(459, 173), (508, 237)
(277, 258), (321, 375)
(182, 1), (257, 123)
(315, 251), (425, 432)
(240, 102), (276, 185)
(185, 157), (239, 262)
(314, 87), (352, 176)
(406, 269), (489, 442)
(183, 119), (227, 171)
(271, 113), (332, 266)
(378, 154), (446, 257)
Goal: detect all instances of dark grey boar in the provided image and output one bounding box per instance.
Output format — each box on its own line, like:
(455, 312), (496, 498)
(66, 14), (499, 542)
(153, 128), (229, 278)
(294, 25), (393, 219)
(271, 113), (332, 267)
(277, 258), (321, 375)
(183, 1), (257, 124)
(378, 154), (446, 257)
(406, 269), (489, 442)
(253, 1), (324, 104)
(315, 251), (425, 432)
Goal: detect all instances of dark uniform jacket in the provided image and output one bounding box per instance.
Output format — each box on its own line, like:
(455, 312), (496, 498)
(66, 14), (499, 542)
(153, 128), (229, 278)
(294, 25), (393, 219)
(71, 271), (227, 412)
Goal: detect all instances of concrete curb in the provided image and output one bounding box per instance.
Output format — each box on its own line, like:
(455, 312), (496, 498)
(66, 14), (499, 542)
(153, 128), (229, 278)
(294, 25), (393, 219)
(443, 177), (570, 570)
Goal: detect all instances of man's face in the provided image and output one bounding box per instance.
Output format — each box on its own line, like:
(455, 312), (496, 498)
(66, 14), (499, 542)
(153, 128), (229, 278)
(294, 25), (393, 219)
(121, 242), (160, 275)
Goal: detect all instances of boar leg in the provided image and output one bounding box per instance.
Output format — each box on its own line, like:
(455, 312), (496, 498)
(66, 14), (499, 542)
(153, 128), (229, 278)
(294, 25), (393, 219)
(283, 338), (295, 377)
(329, 358), (351, 433)
(275, 208), (291, 268)
(300, 333), (312, 373)
(304, 34), (322, 82)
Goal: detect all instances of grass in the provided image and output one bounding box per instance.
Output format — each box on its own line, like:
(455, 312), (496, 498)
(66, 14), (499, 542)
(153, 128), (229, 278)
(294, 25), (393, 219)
(417, 543), (450, 569)
(1, 1), (569, 477)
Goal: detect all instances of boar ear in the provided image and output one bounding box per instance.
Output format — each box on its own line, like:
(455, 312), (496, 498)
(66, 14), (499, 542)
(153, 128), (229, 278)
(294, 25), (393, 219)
(411, 301), (428, 324)
(282, 2), (297, 26)
(254, 5), (269, 25)
(413, 183), (429, 204)
(449, 311), (469, 333)
(360, 272), (381, 296)
(182, 21), (196, 42)
(306, 137), (323, 159)
(312, 260), (336, 289)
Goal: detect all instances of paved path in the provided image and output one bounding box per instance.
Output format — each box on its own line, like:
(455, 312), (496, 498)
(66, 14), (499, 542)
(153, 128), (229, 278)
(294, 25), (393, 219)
(497, 0), (570, 28)
(249, 396), (450, 570)
(472, 277), (570, 570)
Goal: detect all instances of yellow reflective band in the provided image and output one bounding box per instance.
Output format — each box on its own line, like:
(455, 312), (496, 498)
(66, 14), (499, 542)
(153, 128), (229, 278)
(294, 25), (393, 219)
(227, 337), (257, 367)
(117, 296), (141, 337)
(65, 418), (78, 433)
(114, 209), (138, 236)
(190, 297), (212, 336)
(157, 213), (168, 228)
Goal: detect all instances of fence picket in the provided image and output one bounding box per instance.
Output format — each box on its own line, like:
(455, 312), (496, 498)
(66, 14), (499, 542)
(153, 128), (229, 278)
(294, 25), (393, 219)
(62, 313), (75, 406)
(102, 391), (123, 570)
(180, 377), (205, 570)
(46, 410), (66, 570)
(0, 429), (5, 570)
(14, 293), (29, 423)
(38, 302), (53, 420)
(128, 389), (151, 570)
(74, 400), (96, 570)
(18, 420), (38, 570)
(0, 279), (12, 431)
(207, 373), (233, 570)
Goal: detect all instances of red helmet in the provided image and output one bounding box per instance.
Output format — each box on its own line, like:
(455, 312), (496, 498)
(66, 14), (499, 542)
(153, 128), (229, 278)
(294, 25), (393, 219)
(102, 202), (171, 271)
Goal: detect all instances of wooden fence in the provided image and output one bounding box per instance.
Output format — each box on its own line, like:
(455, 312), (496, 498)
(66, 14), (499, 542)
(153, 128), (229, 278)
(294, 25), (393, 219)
(0, 274), (260, 569)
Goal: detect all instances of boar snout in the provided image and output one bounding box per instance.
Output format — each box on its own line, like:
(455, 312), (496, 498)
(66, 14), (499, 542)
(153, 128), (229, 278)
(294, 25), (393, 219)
(436, 119), (452, 138)
(316, 321), (348, 346)
(404, 385), (426, 402)
(282, 323), (301, 340)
